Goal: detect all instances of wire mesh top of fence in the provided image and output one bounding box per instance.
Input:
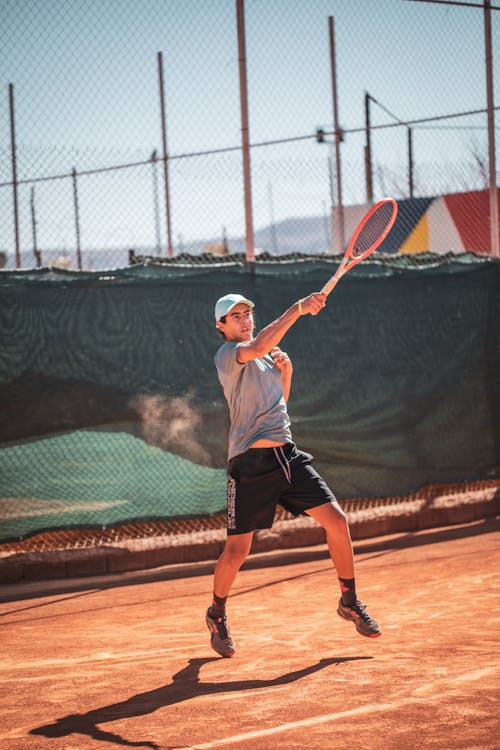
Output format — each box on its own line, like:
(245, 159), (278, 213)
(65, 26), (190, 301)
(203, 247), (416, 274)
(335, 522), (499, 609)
(0, 0), (498, 270)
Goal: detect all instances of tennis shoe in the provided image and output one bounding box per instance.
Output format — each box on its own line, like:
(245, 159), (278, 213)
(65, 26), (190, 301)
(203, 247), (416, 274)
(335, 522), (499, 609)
(206, 608), (235, 657)
(337, 598), (381, 638)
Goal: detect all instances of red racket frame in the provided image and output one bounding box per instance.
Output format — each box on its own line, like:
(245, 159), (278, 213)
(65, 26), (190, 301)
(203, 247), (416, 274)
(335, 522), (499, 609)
(321, 198), (398, 296)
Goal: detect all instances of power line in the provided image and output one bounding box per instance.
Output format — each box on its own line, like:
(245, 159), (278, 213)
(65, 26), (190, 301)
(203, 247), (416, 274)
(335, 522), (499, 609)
(345, 106), (500, 136)
(367, 94), (406, 125)
(1, 107), (498, 189)
(414, 125), (500, 130)
(368, 95), (500, 131)
(404, 0), (500, 10)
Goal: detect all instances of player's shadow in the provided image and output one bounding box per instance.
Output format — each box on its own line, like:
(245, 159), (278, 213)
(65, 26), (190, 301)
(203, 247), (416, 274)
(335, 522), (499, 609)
(30, 655), (371, 749)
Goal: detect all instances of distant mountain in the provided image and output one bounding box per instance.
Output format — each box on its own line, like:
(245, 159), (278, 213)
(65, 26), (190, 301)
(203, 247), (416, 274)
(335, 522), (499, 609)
(1, 213), (332, 270)
(181, 214), (331, 257)
(3, 188), (495, 270)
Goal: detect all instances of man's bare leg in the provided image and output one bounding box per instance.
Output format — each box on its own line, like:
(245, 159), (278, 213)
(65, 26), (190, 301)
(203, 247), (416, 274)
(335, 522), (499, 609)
(307, 501), (381, 637)
(306, 501), (354, 578)
(206, 531), (254, 657)
(213, 531), (254, 599)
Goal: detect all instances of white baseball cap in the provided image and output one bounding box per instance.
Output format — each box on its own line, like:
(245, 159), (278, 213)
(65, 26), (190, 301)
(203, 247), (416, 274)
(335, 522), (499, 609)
(215, 293), (254, 322)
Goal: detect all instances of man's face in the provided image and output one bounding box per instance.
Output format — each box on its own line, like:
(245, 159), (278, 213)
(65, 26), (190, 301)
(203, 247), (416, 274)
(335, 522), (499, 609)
(218, 303), (254, 342)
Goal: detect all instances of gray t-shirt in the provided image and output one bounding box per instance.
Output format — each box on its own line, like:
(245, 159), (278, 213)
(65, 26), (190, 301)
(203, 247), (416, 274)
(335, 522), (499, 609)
(215, 341), (292, 460)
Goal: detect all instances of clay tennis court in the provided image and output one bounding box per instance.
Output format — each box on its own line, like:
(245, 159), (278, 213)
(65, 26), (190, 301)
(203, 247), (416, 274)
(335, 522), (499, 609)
(0, 516), (498, 750)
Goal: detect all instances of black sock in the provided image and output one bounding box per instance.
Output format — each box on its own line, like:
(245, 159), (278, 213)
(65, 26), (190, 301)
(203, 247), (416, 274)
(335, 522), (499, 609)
(338, 577), (356, 607)
(210, 593), (227, 616)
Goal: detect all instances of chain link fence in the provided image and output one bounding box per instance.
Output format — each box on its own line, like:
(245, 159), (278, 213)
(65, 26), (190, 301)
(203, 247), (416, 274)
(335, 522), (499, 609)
(0, 0), (498, 270)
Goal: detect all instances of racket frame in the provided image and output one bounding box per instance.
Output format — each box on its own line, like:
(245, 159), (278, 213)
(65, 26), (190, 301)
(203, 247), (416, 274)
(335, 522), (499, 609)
(321, 197), (398, 296)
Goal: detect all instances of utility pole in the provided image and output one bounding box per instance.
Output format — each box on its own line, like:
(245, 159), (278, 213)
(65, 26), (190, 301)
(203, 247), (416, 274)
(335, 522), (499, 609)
(484, 0), (499, 257)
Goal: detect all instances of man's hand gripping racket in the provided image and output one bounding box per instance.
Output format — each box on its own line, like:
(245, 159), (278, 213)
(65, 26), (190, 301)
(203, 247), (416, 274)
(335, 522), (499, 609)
(321, 198), (398, 297)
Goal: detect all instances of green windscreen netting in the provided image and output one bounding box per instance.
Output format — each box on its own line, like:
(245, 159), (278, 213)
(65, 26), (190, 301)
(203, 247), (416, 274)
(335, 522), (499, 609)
(1, 253), (499, 542)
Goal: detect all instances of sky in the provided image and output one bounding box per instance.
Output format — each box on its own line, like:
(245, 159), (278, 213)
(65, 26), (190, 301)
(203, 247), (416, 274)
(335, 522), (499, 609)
(0, 0), (498, 266)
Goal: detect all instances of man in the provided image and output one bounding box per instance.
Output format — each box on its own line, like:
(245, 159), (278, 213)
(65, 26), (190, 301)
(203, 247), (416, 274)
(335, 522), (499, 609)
(206, 292), (381, 657)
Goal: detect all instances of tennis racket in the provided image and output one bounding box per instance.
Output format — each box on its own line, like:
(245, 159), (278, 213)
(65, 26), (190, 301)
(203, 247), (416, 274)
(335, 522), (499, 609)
(321, 197), (398, 296)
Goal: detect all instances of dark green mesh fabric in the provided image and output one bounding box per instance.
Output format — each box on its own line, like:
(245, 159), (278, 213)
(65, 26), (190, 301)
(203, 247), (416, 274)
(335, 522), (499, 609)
(1, 253), (499, 541)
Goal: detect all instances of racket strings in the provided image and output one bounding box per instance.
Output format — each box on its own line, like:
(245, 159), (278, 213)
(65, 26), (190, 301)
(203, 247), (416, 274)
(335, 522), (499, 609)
(353, 202), (396, 257)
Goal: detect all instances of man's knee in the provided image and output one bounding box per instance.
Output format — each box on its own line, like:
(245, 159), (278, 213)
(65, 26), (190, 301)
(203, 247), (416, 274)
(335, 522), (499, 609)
(220, 534), (252, 569)
(326, 504), (349, 531)
(308, 500), (349, 533)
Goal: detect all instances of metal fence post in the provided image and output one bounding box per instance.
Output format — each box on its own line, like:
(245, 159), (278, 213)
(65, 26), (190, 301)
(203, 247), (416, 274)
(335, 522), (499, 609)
(365, 92), (373, 204)
(157, 51), (174, 258)
(72, 167), (82, 270)
(237, 0), (255, 264)
(9, 84), (21, 269)
(329, 17), (345, 254)
(484, 0), (499, 257)
(30, 186), (41, 268)
(151, 149), (162, 254)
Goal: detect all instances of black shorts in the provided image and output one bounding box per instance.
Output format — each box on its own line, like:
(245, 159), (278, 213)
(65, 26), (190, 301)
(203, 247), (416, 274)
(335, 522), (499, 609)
(226, 442), (336, 535)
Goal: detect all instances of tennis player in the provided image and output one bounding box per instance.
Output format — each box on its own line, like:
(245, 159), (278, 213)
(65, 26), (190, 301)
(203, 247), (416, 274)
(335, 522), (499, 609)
(206, 292), (381, 657)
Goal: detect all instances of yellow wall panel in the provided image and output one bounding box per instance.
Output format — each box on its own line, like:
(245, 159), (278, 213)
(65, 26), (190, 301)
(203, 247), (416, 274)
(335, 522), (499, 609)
(399, 213), (429, 255)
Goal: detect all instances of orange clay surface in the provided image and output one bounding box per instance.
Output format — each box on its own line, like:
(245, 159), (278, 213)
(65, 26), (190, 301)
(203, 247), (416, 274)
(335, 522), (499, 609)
(0, 516), (499, 750)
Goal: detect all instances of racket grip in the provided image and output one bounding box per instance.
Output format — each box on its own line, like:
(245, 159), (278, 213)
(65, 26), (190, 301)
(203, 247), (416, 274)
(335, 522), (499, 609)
(321, 275), (340, 297)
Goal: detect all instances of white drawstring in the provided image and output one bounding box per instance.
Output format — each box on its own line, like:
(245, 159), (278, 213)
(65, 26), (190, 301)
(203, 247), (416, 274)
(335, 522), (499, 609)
(273, 445), (291, 483)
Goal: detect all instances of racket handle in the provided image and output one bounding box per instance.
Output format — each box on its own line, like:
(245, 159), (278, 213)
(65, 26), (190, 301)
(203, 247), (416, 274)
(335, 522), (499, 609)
(321, 274), (340, 297)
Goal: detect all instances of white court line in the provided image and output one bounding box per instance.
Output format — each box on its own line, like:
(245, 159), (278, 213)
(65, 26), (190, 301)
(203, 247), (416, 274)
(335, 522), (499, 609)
(177, 667), (497, 750)
(1, 646), (183, 671)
